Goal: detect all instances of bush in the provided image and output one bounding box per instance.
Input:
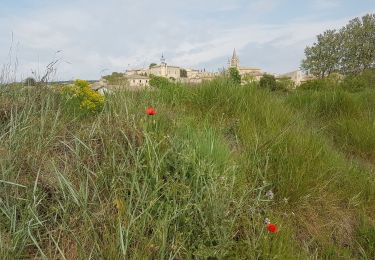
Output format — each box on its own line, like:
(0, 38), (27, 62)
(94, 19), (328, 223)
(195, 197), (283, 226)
(299, 78), (332, 91)
(276, 77), (295, 91)
(229, 67), (241, 84)
(24, 77), (36, 87)
(259, 74), (277, 90)
(341, 69), (375, 91)
(103, 72), (126, 85)
(149, 75), (171, 88)
(61, 79), (105, 114)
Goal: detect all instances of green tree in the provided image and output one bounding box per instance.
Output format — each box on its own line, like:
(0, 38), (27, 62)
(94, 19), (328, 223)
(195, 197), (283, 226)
(340, 14), (375, 74)
(24, 77), (36, 86)
(301, 29), (342, 78)
(259, 74), (277, 90)
(301, 14), (375, 77)
(180, 69), (187, 78)
(229, 67), (241, 84)
(149, 63), (157, 69)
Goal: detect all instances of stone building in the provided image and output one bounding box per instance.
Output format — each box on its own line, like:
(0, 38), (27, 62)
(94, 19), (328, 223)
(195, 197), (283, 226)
(278, 70), (314, 86)
(125, 54), (218, 85)
(125, 54), (181, 80)
(127, 74), (150, 87)
(228, 49), (263, 80)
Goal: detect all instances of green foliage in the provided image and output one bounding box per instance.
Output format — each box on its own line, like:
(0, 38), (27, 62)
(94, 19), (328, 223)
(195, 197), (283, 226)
(61, 79), (105, 114)
(229, 67), (241, 84)
(341, 69), (375, 91)
(103, 72), (126, 85)
(24, 77), (36, 86)
(149, 75), (171, 88)
(340, 14), (375, 74)
(301, 29), (341, 78)
(259, 73), (277, 90)
(276, 77), (295, 91)
(302, 14), (375, 77)
(300, 79), (329, 90)
(1, 78), (375, 259)
(180, 69), (187, 78)
(149, 63), (157, 69)
(300, 69), (375, 91)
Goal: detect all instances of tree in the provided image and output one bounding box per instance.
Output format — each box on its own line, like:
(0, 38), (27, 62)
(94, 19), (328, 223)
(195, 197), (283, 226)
(24, 77), (36, 86)
(229, 67), (241, 84)
(259, 74), (277, 90)
(149, 63), (157, 69)
(301, 14), (375, 77)
(301, 29), (342, 78)
(340, 14), (375, 74)
(180, 69), (187, 78)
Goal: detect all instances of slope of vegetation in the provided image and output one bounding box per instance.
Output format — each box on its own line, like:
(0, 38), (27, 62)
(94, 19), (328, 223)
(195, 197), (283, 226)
(1, 77), (374, 259)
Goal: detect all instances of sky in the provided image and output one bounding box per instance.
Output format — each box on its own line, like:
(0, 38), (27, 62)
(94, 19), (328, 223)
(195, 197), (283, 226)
(0, 0), (374, 81)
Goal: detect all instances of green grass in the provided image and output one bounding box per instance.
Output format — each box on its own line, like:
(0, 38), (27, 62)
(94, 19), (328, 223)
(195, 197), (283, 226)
(0, 79), (374, 259)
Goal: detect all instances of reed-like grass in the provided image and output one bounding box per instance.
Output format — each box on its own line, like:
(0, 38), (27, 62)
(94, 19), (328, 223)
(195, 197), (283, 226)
(0, 80), (374, 258)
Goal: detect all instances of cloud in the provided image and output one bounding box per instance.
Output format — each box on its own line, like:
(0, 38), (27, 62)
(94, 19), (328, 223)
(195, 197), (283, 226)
(0, 0), (373, 80)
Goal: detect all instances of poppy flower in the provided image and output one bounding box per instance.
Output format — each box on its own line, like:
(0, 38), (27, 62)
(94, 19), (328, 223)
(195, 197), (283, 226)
(145, 107), (157, 115)
(267, 223), (278, 233)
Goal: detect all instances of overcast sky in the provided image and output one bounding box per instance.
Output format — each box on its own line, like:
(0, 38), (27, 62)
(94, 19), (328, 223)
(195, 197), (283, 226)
(1, 0), (374, 81)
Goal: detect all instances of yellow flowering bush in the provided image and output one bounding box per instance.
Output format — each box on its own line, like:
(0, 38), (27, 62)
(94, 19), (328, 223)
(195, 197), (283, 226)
(61, 80), (105, 113)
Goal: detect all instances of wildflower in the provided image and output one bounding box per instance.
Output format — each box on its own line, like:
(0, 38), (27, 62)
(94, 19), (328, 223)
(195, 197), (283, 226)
(264, 218), (271, 225)
(145, 107), (157, 115)
(267, 223), (278, 233)
(266, 190), (274, 200)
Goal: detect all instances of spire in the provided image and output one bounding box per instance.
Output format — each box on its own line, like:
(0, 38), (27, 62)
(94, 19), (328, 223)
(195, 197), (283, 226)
(232, 48), (237, 60)
(160, 53), (166, 65)
(230, 48), (240, 68)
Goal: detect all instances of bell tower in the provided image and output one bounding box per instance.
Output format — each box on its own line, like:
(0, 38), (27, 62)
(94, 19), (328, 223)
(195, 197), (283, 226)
(230, 49), (240, 68)
(160, 53), (167, 77)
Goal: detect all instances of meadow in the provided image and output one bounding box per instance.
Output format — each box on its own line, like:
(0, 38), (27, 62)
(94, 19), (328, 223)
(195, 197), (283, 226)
(0, 77), (374, 259)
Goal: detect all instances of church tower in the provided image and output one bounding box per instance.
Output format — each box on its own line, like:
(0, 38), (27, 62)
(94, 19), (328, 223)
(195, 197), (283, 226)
(160, 53), (167, 77)
(230, 49), (240, 68)
(160, 53), (166, 65)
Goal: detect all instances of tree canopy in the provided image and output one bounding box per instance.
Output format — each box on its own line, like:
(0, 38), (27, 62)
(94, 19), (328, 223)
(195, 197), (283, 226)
(301, 14), (375, 78)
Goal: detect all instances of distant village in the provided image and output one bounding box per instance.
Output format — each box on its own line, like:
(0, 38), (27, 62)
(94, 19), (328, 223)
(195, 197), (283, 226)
(92, 49), (313, 92)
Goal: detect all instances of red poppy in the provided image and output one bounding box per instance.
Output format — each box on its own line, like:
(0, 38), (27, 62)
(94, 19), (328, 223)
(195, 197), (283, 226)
(145, 107), (157, 116)
(267, 223), (278, 233)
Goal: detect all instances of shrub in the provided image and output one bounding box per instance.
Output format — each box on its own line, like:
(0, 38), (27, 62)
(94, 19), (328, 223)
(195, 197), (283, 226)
(103, 72), (126, 85)
(341, 69), (375, 91)
(24, 77), (36, 87)
(299, 78), (331, 91)
(149, 75), (171, 88)
(229, 67), (241, 84)
(276, 77), (295, 91)
(180, 69), (188, 78)
(61, 79), (105, 114)
(259, 74), (277, 90)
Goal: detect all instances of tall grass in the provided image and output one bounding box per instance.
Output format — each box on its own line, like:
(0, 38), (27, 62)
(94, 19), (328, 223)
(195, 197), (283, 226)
(0, 80), (374, 258)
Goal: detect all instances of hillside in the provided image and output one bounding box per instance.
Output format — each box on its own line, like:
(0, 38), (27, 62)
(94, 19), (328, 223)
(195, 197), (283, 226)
(0, 78), (374, 259)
